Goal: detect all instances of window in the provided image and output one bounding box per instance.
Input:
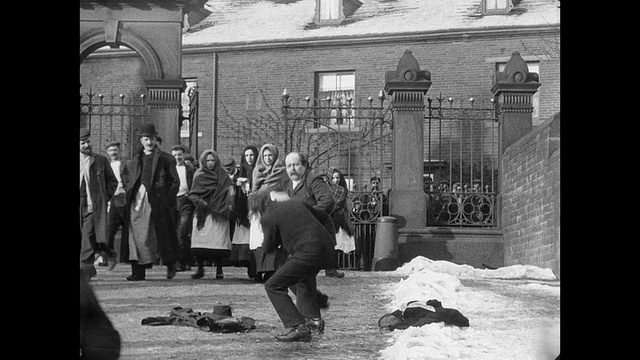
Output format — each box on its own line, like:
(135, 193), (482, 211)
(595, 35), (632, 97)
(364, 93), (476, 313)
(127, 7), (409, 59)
(315, 0), (343, 25)
(496, 61), (540, 124)
(483, 0), (513, 14)
(180, 79), (198, 138)
(315, 71), (355, 128)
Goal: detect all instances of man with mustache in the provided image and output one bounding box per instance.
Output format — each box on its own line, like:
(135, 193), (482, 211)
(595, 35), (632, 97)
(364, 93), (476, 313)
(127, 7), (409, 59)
(79, 129), (119, 280)
(276, 152), (345, 279)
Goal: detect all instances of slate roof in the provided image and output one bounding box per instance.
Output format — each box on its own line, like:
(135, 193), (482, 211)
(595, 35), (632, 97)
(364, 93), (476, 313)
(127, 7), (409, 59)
(182, 0), (560, 47)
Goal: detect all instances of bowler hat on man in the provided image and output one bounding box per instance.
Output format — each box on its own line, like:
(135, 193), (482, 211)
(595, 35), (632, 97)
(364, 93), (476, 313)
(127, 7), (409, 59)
(139, 123), (158, 137)
(105, 141), (120, 149)
(80, 128), (91, 141)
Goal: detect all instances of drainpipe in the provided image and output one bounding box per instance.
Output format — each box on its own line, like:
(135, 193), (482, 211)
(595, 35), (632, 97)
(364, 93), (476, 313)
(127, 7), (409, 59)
(212, 51), (219, 151)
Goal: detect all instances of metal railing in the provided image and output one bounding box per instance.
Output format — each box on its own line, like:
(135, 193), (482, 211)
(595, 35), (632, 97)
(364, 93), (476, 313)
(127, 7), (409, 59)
(80, 88), (149, 159)
(424, 95), (499, 227)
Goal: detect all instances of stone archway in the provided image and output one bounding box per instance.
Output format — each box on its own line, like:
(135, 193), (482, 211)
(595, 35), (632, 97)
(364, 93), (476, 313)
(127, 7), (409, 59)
(80, 28), (163, 80)
(79, 0), (195, 145)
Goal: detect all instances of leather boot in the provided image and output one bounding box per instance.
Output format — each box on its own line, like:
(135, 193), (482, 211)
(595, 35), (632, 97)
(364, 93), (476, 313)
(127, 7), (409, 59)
(215, 264), (224, 279)
(127, 263), (146, 281)
(275, 323), (312, 342)
(325, 269), (345, 278)
(191, 257), (205, 279)
(306, 317), (325, 333)
(166, 262), (177, 280)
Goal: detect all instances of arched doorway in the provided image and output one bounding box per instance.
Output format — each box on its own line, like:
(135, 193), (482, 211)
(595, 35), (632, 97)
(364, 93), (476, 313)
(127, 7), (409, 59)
(79, 1), (192, 146)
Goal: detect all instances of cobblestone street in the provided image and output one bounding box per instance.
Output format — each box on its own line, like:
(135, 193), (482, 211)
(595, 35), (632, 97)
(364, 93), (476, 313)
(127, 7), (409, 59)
(90, 265), (403, 360)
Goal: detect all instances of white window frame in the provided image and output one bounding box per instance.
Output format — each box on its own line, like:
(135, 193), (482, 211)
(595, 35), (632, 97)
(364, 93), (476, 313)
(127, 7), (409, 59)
(483, 0), (513, 14)
(314, 71), (357, 131)
(315, 0), (343, 25)
(180, 79), (198, 138)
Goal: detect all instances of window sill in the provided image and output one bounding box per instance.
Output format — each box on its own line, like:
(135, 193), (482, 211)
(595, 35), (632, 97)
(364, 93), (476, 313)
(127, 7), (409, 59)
(305, 125), (361, 133)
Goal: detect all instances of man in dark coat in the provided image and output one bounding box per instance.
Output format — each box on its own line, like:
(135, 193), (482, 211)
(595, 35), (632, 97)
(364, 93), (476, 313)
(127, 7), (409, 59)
(103, 141), (129, 266)
(171, 144), (196, 271)
(251, 191), (336, 342)
(274, 152), (345, 278)
(80, 129), (118, 280)
(119, 123), (181, 281)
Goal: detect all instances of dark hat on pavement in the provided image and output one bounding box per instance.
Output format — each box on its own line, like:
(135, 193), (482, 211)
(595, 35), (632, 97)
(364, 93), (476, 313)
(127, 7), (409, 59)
(105, 141), (121, 149)
(80, 128), (91, 141)
(139, 123), (158, 137)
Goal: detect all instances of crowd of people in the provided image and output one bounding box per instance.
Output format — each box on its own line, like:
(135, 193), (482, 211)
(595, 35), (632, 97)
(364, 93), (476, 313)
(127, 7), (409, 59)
(80, 123), (363, 347)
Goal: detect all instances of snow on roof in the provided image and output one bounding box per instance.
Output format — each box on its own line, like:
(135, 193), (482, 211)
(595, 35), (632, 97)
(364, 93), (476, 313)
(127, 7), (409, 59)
(182, 0), (560, 47)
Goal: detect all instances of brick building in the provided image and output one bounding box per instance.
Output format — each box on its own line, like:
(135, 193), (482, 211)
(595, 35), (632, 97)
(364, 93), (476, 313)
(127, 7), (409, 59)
(80, 0), (560, 274)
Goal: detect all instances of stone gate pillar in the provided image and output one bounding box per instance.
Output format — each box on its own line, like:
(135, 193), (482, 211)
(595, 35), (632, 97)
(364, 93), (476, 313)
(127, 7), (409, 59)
(491, 51), (541, 153)
(384, 50), (432, 229)
(145, 79), (186, 147)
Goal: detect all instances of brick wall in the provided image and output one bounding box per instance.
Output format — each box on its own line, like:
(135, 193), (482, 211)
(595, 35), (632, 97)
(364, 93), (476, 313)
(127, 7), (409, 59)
(79, 32), (560, 188)
(501, 112), (560, 277)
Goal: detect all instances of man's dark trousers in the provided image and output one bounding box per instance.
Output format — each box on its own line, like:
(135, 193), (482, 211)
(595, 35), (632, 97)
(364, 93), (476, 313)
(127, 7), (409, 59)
(107, 194), (126, 254)
(176, 195), (195, 265)
(264, 257), (322, 328)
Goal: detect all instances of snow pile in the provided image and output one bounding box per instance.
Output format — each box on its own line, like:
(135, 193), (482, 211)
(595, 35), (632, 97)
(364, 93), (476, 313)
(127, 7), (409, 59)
(394, 256), (558, 281)
(380, 257), (560, 360)
(382, 323), (467, 360)
(385, 267), (463, 312)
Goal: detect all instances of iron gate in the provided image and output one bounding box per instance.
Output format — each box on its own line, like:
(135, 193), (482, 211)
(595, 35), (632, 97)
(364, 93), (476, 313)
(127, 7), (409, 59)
(79, 89), (149, 159)
(280, 93), (393, 270)
(79, 87), (200, 159)
(424, 95), (499, 227)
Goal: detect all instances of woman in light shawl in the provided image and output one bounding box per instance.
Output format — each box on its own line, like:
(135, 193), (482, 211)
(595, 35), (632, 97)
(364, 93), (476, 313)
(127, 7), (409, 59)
(249, 143), (288, 282)
(188, 149), (234, 279)
(251, 144), (287, 194)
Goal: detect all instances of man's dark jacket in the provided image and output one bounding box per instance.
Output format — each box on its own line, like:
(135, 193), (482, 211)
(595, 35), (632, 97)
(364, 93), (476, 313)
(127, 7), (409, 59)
(119, 146), (181, 263)
(79, 152), (118, 245)
(261, 199), (335, 269)
(274, 169), (335, 214)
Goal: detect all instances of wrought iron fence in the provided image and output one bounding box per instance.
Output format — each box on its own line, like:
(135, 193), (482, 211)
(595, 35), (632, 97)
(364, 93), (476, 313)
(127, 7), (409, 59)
(281, 92), (392, 270)
(339, 191), (385, 270)
(79, 89), (149, 160)
(424, 95), (499, 227)
(281, 92), (392, 186)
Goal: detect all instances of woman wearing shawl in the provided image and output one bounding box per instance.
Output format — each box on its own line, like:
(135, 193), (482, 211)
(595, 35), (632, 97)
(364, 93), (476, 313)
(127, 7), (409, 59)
(330, 169), (356, 255)
(188, 149), (234, 280)
(230, 145), (259, 278)
(249, 144), (288, 282)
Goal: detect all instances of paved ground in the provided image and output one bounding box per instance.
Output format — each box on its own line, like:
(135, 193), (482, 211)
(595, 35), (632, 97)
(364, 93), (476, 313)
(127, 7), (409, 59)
(88, 263), (560, 360)
(89, 265), (404, 360)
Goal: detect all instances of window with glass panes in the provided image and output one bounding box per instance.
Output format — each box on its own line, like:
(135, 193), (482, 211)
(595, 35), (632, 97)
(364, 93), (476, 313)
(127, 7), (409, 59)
(315, 71), (355, 127)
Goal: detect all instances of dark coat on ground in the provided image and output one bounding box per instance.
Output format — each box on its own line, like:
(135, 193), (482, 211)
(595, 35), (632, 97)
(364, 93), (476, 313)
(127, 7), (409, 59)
(378, 299), (470, 330)
(119, 146), (181, 264)
(260, 198), (335, 269)
(80, 152), (118, 244)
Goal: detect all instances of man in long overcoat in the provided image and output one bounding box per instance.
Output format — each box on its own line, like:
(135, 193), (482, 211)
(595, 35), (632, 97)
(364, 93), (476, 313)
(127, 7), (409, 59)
(119, 123), (181, 281)
(80, 129), (119, 280)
